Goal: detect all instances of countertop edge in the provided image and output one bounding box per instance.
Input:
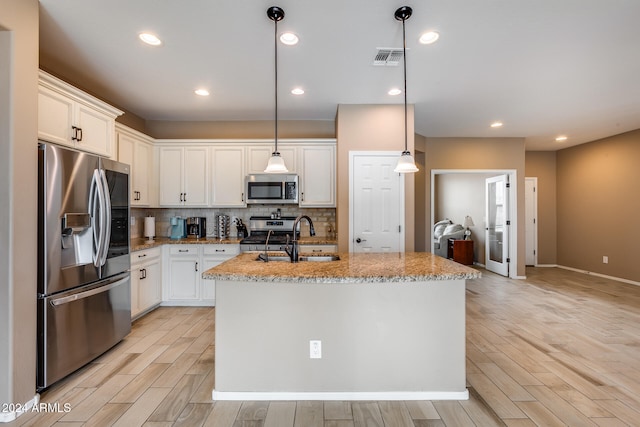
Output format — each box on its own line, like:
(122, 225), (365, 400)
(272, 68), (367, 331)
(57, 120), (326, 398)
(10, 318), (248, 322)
(202, 272), (481, 283)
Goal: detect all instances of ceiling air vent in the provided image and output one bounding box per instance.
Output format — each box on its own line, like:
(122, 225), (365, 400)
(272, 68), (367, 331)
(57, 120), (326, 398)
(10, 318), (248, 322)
(373, 48), (404, 66)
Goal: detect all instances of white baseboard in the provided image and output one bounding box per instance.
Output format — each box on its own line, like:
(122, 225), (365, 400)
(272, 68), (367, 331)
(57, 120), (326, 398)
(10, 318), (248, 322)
(534, 264), (558, 267)
(557, 265), (640, 287)
(212, 389), (469, 401)
(0, 394), (39, 423)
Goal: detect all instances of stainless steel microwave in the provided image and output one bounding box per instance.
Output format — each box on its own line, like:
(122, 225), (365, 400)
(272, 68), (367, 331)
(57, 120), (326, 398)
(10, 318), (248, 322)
(245, 174), (299, 204)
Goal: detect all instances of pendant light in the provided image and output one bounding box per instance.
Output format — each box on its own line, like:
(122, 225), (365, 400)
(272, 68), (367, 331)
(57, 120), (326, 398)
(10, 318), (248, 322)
(393, 6), (419, 174)
(264, 6), (289, 173)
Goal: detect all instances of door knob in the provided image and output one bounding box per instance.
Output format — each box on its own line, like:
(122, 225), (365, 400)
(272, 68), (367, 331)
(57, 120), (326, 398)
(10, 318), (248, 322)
(356, 237), (367, 243)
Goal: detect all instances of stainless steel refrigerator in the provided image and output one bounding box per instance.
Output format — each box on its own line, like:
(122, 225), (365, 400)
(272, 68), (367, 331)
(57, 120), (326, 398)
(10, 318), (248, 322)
(37, 142), (131, 390)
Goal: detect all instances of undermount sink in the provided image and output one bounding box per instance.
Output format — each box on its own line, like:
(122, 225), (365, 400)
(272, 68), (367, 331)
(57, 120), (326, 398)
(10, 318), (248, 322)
(255, 254), (340, 262)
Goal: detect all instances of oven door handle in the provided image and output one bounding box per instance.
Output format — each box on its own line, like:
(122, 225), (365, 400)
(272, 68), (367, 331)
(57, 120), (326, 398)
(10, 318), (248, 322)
(49, 276), (128, 307)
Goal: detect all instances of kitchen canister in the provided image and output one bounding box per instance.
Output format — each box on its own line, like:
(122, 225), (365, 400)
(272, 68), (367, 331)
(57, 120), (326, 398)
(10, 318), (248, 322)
(216, 214), (230, 239)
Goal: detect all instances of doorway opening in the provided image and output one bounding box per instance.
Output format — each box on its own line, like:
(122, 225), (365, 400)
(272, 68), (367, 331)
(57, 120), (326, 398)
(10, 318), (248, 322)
(431, 169), (518, 278)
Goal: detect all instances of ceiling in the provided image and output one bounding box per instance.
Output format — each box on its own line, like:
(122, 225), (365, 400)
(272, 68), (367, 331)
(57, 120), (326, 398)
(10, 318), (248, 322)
(38, 0), (640, 150)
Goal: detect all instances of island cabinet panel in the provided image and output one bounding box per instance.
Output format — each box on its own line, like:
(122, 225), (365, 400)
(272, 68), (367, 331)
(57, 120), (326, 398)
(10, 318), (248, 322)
(214, 279), (467, 400)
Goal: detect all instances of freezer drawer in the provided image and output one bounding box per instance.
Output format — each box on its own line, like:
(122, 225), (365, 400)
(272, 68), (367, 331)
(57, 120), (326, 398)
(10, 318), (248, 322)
(37, 273), (131, 390)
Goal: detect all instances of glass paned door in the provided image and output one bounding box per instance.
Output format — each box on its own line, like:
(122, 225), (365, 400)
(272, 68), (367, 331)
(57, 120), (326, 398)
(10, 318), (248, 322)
(485, 175), (509, 276)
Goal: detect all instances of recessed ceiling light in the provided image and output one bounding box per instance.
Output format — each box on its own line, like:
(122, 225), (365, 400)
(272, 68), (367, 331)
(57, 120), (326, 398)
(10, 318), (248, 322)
(419, 31), (439, 45)
(555, 135), (568, 142)
(194, 89), (210, 96)
(388, 88), (402, 96)
(490, 121), (503, 128)
(139, 33), (162, 46)
(291, 87), (304, 95)
(280, 32), (299, 45)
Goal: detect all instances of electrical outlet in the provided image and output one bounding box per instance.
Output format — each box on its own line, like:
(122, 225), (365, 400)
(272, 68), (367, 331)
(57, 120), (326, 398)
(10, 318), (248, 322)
(603, 256), (608, 264)
(131, 216), (136, 226)
(309, 340), (322, 359)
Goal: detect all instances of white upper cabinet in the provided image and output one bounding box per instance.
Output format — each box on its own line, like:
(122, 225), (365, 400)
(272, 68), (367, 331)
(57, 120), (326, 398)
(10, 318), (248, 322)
(116, 124), (154, 206)
(246, 143), (297, 174)
(158, 145), (209, 206)
(299, 143), (336, 207)
(38, 70), (123, 157)
(210, 145), (246, 207)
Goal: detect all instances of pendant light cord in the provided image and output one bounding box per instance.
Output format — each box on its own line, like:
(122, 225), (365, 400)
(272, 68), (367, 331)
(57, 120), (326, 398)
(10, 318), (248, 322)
(274, 16), (279, 154)
(402, 15), (408, 153)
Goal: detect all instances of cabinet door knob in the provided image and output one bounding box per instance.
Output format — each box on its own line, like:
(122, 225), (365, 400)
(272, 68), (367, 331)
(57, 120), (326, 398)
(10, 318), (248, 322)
(355, 237), (366, 243)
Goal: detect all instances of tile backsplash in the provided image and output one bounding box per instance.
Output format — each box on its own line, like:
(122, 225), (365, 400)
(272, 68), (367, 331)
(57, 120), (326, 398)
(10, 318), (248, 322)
(131, 206), (336, 239)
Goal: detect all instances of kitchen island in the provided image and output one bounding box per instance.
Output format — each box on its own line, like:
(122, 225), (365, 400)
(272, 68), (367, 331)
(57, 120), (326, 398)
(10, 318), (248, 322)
(203, 252), (480, 401)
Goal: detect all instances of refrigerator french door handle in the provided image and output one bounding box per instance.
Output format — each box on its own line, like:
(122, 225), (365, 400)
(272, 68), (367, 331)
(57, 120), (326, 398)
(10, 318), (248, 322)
(99, 169), (111, 267)
(49, 276), (129, 307)
(89, 169), (102, 267)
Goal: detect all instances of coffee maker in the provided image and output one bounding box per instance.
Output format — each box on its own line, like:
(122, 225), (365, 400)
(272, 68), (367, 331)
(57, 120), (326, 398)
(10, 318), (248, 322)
(186, 217), (206, 239)
(169, 216), (187, 240)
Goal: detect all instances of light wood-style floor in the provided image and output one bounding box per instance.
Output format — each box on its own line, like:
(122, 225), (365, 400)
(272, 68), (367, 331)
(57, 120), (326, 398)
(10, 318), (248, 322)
(11, 267), (640, 426)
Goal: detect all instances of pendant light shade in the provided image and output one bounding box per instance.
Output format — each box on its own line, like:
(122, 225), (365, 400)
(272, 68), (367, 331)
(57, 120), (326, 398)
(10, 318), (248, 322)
(265, 152), (288, 173)
(395, 151), (419, 173)
(265, 6), (289, 173)
(393, 6), (419, 174)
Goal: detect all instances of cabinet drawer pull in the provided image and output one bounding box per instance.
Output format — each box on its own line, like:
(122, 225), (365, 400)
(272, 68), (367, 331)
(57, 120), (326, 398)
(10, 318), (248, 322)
(215, 249), (226, 252)
(178, 249), (189, 253)
(137, 253), (147, 258)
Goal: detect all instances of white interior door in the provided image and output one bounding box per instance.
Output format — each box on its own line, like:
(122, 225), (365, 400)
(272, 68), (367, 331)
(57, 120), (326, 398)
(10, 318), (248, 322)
(350, 152), (404, 253)
(485, 175), (509, 276)
(525, 177), (537, 266)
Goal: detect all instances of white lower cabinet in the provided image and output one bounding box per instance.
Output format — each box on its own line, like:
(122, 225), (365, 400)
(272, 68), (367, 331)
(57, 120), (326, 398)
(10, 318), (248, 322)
(130, 247), (162, 319)
(298, 244), (338, 253)
(163, 244), (240, 306)
(201, 245), (241, 302)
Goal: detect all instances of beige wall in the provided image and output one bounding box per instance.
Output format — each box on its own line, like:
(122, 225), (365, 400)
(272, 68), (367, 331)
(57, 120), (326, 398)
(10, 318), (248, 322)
(0, 0), (38, 409)
(335, 104), (415, 252)
(145, 119), (335, 140)
(424, 137), (526, 277)
(525, 151), (557, 265)
(557, 129), (640, 281)
(414, 149), (427, 251)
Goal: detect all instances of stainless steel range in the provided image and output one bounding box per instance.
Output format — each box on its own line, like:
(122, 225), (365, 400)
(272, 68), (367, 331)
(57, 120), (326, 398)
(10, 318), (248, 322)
(240, 216), (300, 252)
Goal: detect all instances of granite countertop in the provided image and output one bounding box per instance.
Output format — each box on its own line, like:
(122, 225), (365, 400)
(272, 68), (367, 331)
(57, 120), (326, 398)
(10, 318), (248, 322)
(202, 252), (481, 283)
(131, 236), (338, 252)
